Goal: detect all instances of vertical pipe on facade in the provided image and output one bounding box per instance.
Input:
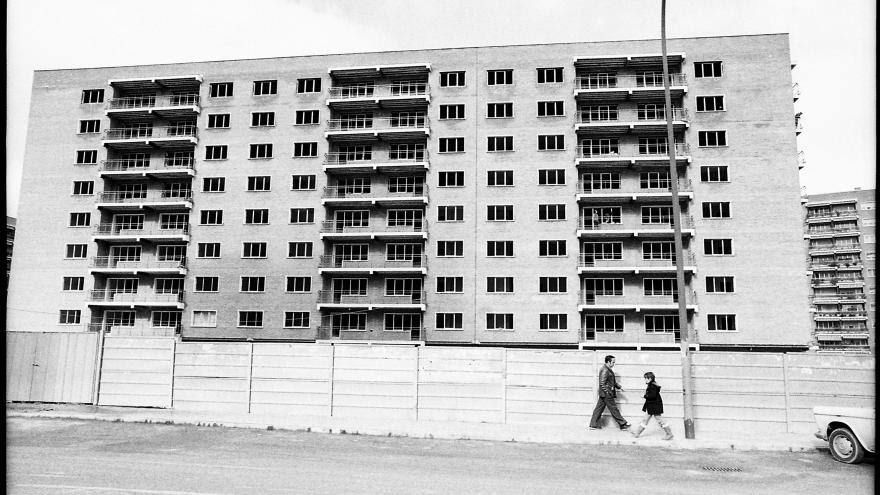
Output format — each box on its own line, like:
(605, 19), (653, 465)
(661, 0), (695, 439)
(472, 48), (480, 344)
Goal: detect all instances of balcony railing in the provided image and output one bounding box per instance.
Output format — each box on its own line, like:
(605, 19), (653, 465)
(324, 150), (428, 165)
(578, 252), (695, 268)
(792, 83), (801, 101)
(106, 94), (200, 110)
(89, 256), (187, 270)
(326, 116), (430, 133)
(576, 143), (690, 159)
(316, 324), (425, 341)
(318, 255), (426, 270)
(805, 210), (858, 220)
(578, 290), (697, 306)
(320, 221), (426, 235)
(811, 277), (865, 287)
(575, 73), (687, 90)
(328, 83), (429, 100)
(100, 157), (195, 172)
(322, 185), (428, 200)
(809, 294), (866, 302)
(577, 216), (695, 231)
(87, 290), (184, 304)
(806, 225), (861, 235)
(576, 107), (688, 124)
(94, 223), (190, 236)
(814, 311), (869, 318)
(103, 125), (198, 140)
(97, 190), (193, 204)
(317, 290), (426, 305)
(577, 179), (692, 195)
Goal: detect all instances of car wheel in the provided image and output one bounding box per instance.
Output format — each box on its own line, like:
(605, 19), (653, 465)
(828, 427), (865, 464)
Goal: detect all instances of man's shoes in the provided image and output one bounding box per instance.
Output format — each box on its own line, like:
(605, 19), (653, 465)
(619, 423), (631, 430)
(588, 426), (602, 430)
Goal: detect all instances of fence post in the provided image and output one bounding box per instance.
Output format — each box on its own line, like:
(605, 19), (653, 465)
(782, 353), (792, 433)
(247, 343), (254, 414)
(501, 348), (508, 424)
(168, 338), (177, 409)
(413, 345), (420, 421)
(91, 326), (107, 405)
(328, 344), (336, 417)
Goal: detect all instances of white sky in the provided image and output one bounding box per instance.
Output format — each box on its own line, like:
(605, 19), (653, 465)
(6, 0), (876, 217)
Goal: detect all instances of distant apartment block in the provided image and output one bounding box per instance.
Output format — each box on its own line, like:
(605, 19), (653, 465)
(803, 188), (876, 353)
(7, 33), (811, 350)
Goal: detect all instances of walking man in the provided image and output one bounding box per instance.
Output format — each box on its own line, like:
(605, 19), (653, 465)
(589, 355), (631, 430)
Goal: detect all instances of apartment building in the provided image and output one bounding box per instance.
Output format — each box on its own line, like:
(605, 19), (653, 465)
(803, 188), (876, 353)
(6, 216), (15, 288)
(7, 33), (811, 349)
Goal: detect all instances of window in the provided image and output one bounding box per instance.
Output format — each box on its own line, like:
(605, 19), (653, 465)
(538, 135), (565, 151)
(197, 243), (221, 258)
(438, 171), (465, 187)
(437, 205), (464, 222)
(207, 114), (230, 129)
(540, 314), (567, 331)
(295, 110), (319, 125)
(290, 208), (315, 224)
(706, 276), (735, 293)
(487, 205), (514, 221)
(537, 67), (563, 84)
(79, 120), (100, 134)
(488, 170), (514, 186)
(284, 312), (310, 328)
(583, 314), (624, 334)
(645, 315), (678, 333)
(641, 206), (673, 225)
(285, 276), (311, 293)
(251, 112), (276, 127)
(240, 277), (266, 292)
(487, 313), (514, 330)
(694, 61), (723, 78)
(436, 313), (463, 330)
(537, 101), (564, 117)
(65, 244), (87, 259)
(582, 278), (623, 296)
(642, 242), (674, 261)
(439, 137), (465, 153)
(702, 202), (731, 218)
(242, 242), (268, 258)
(293, 142), (318, 158)
(485, 277), (513, 293)
(195, 277), (219, 292)
(59, 310), (81, 324)
(487, 240), (514, 257)
(288, 242), (313, 258)
(698, 131), (727, 147)
(253, 80), (277, 95)
(76, 150), (98, 164)
(440, 104), (465, 120)
(704, 238), (733, 256)
(436, 277), (463, 293)
(62, 277), (85, 291)
(247, 176), (271, 192)
(539, 204), (566, 221)
(291, 175), (316, 190)
(192, 310), (218, 328)
(539, 277), (567, 293)
(81, 89), (104, 104)
(440, 71), (466, 87)
(238, 311), (264, 327)
(538, 169), (565, 185)
(487, 69), (513, 85)
(700, 165), (729, 182)
(644, 278), (677, 297)
(210, 82), (234, 97)
(244, 209), (269, 224)
(539, 240), (567, 257)
(200, 210), (223, 225)
(487, 136), (514, 152)
(151, 311), (181, 329)
(696, 96), (725, 112)
(437, 241), (463, 257)
(707, 314), (737, 331)
(390, 143), (426, 160)
(205, 145), (228, 160)
(487, 102), (513, 118)
(297, 78), (322, 93)
(72, 181), (94, 195)
(249, 143), (273, 159)
(69, 212), (90, 227)
(203, 177), (226, 192)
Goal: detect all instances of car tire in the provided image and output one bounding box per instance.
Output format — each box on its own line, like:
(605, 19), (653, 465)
(828, 427), (865, 464)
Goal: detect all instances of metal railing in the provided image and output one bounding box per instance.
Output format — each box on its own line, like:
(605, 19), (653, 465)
(576, 142), (690, 159)
(328, 83), (429, 100)
(322, 184), (428, 200)
(106, 94), (200, 110)
(103, 125), (198, 140)
(811, 277), (865, 287)
(575, 73), (686, 90)
(326, 116), (430, 132)
(97, 190), (193, 203)
(809, 294), (866, 302)
(805, 210), (858, 220)
(90, 256), (187, 270)
(318, 255), (426, 269)
(577, 179), (692, 195)
(576, 107), (688, 123)
(578, 290), (697, 306)
(316, 325), (425, 341)
(101, 157), (195, 172)
(87, 290), (184, 304)
(324, 150), (429, 165)
(317, 290), (426, 305)
(814, 311), (869, 318)
(577, 215), (694, 231)
(93, 223), (190, 236)
(320, 221), (426, 234)
(578, 252), (695, 268)
(792, 83), (801, 100)
(806, 224), (862, 235)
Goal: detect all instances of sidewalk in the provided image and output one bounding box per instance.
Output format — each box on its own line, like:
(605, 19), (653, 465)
(6, 402), (826, 453)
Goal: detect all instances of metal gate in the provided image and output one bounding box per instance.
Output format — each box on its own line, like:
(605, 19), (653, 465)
(6, 332), (99, 403)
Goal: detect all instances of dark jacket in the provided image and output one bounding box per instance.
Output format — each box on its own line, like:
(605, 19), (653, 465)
(642, 382), (664, 415)
(598, 364), (621, 398)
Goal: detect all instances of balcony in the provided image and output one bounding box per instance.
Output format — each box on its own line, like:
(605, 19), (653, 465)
(316, 290), (426, 310)
(574, 73), (687, 102)
(578, 253), (696, 274)
(93, 223), (189, 242)
(576, 179), (693, 202)
(318, 255), (426, 274)
(811, 277), (865, 288)
(316, 324), (425, 342)
(577, 216), (695, 237)
(106, 94), (200, 120)
(88, 256), (187, 275)
(813, 311), (869, 322)
(805, 209), (859, 223)
(325, 116), (430, 141)
(804, 224), (862, 238)
(102, 125), (197, 149)
(575, 143), (691, 167)
(326, 82), (430, 109)
(319, 221), (426, 240)
(321, 184), (428, 207)
(87, 290), (184, 309)
(577, 290), (698, 312)
(792, 83), (801, 102)
(96, 190), (193, 211)
(573, 53), (685, 71)
(574, 107), (689, 134)
(99, 157), (195, 179)
(808, 244), (861, 256)
(323, 150), (429, 173)
(798, 151), (806, 170)
(579, 327), (693, 347)
(810, 294), (866, 304)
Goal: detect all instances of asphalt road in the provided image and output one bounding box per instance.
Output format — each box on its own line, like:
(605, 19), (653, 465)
(6, 417), (874, 494)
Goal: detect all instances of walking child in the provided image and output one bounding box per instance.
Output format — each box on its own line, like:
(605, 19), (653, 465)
(631, 372), (674, 440)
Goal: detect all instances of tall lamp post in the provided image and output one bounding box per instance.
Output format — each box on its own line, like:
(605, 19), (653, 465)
(661, 0), (696, 439)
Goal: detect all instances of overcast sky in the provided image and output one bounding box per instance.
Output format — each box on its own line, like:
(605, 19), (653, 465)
(6, 0), (876, 217)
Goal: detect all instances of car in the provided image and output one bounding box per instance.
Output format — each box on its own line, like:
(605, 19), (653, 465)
(813, 406), (875, 464)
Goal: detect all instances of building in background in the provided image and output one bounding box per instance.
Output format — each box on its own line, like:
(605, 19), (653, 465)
(6, 33), (811, 350)
(6, 216), (16, 288)
(803, 188), (876, 353)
